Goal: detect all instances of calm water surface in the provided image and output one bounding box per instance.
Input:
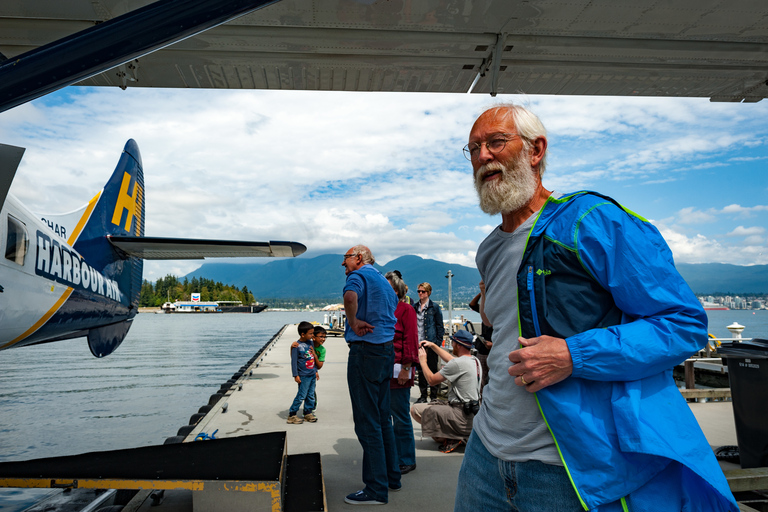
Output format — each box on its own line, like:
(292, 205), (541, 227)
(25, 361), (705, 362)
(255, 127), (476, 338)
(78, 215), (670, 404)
(0, 309), (765, 510)
(0, 311), (328, 511)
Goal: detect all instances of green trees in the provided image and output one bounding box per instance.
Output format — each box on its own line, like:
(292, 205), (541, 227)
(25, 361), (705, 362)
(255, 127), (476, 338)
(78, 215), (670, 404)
(138, 275), (256, 307)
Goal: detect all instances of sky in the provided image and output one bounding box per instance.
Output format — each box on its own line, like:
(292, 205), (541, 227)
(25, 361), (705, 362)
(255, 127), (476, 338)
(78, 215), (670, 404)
(2, 86), (767, 281)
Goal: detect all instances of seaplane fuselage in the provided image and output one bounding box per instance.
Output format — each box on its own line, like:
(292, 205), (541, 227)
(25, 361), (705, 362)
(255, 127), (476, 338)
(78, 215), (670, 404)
(0, 139), (305, 358)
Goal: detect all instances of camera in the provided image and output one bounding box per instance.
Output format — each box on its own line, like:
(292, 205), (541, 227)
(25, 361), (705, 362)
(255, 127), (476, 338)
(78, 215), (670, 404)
(462, 399), (480, 415)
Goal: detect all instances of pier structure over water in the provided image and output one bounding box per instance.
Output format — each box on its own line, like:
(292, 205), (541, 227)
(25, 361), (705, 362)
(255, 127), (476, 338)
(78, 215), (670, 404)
(2, 324), (766, 511)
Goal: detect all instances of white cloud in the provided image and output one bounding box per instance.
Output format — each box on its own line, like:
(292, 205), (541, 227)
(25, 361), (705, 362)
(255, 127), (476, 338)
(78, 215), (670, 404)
(721, 204), (768, 216)
(5, 88), (768, 280)
(474, 224), (497, 234)
(728, 226), (766, 237)
(659, 227), (768, 265)
(675, 207), (716, 225)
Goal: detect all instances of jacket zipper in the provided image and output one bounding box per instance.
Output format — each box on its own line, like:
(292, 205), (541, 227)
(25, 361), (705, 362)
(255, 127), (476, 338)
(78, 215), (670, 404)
(527, 265), (542, 337)
(523, 206), (589, 511)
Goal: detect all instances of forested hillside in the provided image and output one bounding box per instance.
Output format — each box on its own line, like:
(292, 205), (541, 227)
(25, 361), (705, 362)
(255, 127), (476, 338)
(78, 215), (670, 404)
(139, 275), (255, 306)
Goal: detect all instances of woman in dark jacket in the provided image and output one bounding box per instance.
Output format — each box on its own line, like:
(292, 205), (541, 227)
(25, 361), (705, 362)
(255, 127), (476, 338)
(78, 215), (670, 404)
(413, 282), (444, 402)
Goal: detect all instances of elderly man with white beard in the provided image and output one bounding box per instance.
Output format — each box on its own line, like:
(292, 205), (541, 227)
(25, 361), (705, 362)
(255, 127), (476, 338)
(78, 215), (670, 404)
(454, 104), (738, 512)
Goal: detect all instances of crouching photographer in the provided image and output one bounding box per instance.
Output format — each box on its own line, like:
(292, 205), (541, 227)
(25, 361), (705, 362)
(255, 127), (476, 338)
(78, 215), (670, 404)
(410, 330), (483, 453)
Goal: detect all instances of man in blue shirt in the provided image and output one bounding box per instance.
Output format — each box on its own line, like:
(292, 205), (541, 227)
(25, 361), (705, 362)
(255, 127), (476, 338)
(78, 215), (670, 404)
(342, 244), (400, 506)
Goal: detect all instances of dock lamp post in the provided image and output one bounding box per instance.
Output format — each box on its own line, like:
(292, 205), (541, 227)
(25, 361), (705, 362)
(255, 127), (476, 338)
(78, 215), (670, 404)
(445, 270), (454, 337)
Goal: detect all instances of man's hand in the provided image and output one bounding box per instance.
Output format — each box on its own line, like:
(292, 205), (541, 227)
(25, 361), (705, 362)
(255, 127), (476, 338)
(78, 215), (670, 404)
(419, 340), (435, 350)
(507, 335), (573, 393)
(418, 346), (428, 363)
(294, 376), (301, 384)
(348, 317), (374, 336)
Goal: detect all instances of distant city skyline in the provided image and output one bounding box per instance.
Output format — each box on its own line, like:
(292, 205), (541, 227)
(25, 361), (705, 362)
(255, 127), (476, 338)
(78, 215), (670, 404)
(3, 87), (767, 280)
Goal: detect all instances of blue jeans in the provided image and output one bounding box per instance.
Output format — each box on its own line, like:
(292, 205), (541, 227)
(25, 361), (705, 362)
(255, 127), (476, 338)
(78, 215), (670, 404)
(390, 387), (416, 466)
(289, 374), (316, 416)
(455, 430), (583, 512)
(348, 341), (401, 502)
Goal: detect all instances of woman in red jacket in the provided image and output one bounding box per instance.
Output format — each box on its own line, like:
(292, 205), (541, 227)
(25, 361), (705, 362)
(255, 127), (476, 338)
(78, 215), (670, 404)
(385, 271), (419, 475)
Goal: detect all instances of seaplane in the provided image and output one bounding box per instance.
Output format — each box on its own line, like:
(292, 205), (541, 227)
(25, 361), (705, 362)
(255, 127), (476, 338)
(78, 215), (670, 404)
(0, 139), (306, 358)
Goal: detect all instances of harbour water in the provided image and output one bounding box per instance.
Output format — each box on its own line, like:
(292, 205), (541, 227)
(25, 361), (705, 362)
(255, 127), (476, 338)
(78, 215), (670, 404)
(0, 308), (765, 511)
(0, 311), (330, 511)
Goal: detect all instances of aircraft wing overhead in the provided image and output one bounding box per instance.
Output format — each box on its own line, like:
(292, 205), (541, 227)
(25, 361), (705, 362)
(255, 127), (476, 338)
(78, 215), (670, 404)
(0, 0), (766, 102)
(107, 236), (306, 259)
(0, 144), (25, 211)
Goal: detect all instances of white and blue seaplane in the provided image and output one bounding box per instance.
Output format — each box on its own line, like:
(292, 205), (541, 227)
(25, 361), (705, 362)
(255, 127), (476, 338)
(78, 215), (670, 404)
(0, 139), (305, 357)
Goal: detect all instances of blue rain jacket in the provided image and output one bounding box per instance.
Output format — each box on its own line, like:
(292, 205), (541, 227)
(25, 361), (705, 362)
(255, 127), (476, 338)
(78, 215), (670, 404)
(518, 191), (737, 511)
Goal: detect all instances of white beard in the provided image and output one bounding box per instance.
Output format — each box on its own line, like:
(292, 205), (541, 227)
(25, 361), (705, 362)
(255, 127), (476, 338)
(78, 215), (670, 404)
(474, 153), (538, 215)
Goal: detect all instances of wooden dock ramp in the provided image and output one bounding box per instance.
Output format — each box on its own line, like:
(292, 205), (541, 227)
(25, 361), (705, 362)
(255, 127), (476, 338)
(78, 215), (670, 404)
(0, 432), (325, 512)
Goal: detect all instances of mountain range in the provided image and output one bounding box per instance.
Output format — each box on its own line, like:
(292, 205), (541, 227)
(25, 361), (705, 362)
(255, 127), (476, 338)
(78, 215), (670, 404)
(185, 255), (768, 302)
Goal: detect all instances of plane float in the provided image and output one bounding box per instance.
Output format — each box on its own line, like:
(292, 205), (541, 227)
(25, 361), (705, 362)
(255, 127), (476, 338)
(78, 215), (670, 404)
(0, 139), (306, 357)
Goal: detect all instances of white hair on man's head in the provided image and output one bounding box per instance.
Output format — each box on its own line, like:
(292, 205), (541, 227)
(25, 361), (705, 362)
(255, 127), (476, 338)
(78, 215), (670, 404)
(352, 244), (375, 265)
(479, 103), (548, 176)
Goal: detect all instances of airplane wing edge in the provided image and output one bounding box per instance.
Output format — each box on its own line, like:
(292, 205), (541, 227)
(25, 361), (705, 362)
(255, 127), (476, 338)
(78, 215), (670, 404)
(107, 235), (307, 259)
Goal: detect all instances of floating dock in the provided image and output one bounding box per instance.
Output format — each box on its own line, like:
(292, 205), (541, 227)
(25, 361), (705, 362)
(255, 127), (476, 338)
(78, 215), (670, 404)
(1, 324), (765, 511)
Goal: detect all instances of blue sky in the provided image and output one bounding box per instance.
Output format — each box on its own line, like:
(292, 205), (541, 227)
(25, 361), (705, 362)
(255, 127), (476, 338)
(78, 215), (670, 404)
(2, 87), (766, 280)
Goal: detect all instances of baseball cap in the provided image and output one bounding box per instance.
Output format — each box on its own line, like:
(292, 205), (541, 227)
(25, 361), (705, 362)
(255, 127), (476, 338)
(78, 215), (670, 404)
(450, 330), (474, 350)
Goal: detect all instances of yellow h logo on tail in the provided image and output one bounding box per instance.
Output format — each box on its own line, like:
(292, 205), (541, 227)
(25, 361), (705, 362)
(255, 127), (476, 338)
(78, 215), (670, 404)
(110, 172), (143, 234)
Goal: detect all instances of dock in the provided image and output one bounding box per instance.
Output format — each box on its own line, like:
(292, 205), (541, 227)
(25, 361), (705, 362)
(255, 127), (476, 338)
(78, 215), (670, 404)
(168, 323), (466, 511)
(2, 324), (765, 511)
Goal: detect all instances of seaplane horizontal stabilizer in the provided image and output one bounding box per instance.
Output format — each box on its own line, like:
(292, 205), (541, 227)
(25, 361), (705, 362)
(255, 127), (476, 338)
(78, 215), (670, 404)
(107, 236), (307, 259)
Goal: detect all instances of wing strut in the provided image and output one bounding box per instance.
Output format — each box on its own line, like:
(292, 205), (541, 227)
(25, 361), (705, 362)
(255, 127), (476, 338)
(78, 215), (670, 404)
(468, 33), (508, 97)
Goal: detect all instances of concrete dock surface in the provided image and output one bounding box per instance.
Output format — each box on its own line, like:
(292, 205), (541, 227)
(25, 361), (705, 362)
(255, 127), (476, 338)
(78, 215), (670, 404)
(132, 323), (745, 511)
(139, 323), (465, 511)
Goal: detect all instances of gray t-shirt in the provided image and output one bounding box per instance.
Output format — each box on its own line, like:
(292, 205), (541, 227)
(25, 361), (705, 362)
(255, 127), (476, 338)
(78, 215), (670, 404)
(440, 355), (481, 403)
(473, 194), (562, 465)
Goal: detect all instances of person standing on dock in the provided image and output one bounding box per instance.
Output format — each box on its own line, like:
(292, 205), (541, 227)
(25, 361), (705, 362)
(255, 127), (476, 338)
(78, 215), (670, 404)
(467, 281), (492, 397)
(455, 104), (738, 512)
(413, 282), (445, 403)
(342, 245), (401, 506)
(287, 321), (318, 424)
(385, 271), (419, 475)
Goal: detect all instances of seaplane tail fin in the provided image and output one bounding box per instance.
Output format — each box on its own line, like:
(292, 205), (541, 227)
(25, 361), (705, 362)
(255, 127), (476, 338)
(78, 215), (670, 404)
(72, 139), (145, 356)
(0, 143), (24, 212)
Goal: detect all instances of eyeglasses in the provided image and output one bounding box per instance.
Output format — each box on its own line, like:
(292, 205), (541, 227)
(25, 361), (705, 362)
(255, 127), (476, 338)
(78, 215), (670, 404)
(343, 253), (358, 260)
(417, 290), (428, 294)
(463, 134), (523, 161)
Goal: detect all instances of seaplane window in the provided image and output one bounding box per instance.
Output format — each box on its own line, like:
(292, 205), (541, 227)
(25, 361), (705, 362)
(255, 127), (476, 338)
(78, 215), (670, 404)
(5, 215), (29, 265)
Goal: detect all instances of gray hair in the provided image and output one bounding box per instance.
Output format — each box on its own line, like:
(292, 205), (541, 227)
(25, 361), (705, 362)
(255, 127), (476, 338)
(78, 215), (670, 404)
(351, 244), (375, 265)
(479, 103), (548, 176)
(385, 271), (406, 300)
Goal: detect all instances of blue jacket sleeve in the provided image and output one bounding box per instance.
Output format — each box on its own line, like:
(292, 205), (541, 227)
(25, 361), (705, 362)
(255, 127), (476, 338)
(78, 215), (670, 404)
(290, 346), (299, 377)
(434, 302), (445, 341)
(566, 203), (708, 381)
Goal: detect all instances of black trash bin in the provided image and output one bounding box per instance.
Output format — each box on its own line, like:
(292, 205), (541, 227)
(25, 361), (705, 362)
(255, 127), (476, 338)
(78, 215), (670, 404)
(718, 338), (768, 469)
